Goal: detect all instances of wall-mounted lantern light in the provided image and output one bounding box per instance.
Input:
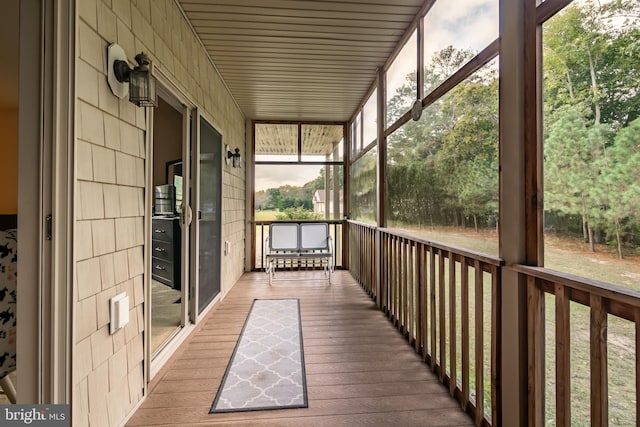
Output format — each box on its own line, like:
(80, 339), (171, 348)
(107, 44), (157, 107)
(225, 145), (242, 168)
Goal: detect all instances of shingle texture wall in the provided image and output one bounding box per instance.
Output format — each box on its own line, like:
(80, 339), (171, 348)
(74, 0), (246, 425)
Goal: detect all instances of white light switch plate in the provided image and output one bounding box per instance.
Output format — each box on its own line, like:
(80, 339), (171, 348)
(110, 292), (130, 335)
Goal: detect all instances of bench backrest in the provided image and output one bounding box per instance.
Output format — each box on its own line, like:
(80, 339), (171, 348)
(300, 223), (330, 251)
(269, 223), (299, 250)
(268, 222), (331, 252)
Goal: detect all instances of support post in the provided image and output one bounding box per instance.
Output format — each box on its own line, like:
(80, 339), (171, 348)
(499, 0), (539, 424)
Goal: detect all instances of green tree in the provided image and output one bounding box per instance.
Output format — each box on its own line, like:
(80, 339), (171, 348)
(543, 0), (640, 252)
(602, 118), (640, 257)
(544, 107), (606, 251)
(275, 207), (322, 221)
(386, 47), (498, 231)
(266, 188), (282, 210)
(435, 77), (499, 229)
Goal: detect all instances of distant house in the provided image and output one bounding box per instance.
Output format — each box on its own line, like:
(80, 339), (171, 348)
(313, 189), (343, 215)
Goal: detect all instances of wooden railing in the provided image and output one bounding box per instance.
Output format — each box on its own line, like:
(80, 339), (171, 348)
(512, 265), (640, 427)
(348, 220), (503, 426)
(253, 220), (344, 271)
(348, 220), (378, 297)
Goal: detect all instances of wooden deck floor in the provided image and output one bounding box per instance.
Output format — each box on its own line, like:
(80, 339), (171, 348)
(127, 271), (473, 427)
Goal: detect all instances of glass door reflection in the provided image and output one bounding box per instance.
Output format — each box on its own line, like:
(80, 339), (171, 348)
(151, 95), (186, 354)
(197, 117), (222, 313)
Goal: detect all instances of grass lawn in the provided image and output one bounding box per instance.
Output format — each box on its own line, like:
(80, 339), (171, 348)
(254, 210), (279, 221)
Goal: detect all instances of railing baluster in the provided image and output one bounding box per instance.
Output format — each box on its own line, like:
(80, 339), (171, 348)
(407, 240), (412, 337)
(398, 238), (408, 336)
(527, 276), (544, 427)
(491, 265), (501, 426)
(368, 227), (373, 293)
(556, 284), (571, 427)
(389, 235), (394, 321)
(399, 237), (403, 326)
(461, 257), (470, 411)
(367, 228), (370, 293)
(590, 295), (608, 427)
(368, 226), (372, 292)
(439, 250), (446, 382)
(637, 308), (640, 427)
(449, 252), (457, 396)
(260, 224), (265, 269)
(410, 242), (416, 346)
(393, 235), (399, 323)
(403, 238), (407, 333)
(635, 308), (640, 424)
(382, 233), (388, 312)
(387, 235), (392, 317)
(407, 241), (416, 339)
(474, 260), (485, 426)
(430, 248), (437, 372)
(418, 243), (427, 358)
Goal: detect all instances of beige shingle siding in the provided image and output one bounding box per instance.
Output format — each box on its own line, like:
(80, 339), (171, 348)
(73, 0), (246, 425)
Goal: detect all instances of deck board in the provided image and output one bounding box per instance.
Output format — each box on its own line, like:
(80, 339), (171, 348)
(127, 271), (473, 427)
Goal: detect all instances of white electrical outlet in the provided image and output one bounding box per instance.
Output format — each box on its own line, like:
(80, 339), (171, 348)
(109, 292), (130, 335)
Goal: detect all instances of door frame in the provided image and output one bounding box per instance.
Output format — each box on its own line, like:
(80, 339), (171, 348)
(146, 70), (195, 379)
(145, 67), (225, 379)
(17, 0), (74, 403)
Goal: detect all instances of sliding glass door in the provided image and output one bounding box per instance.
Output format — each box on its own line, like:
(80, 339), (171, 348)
(194, 116), (222, 314)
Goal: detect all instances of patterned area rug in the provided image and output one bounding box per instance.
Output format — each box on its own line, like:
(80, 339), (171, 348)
(210, 299), (308, 413)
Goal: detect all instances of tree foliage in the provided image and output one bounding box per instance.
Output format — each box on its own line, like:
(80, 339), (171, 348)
(256, 166), (343, 220)
(374, 0), (640, 257)
(385, 47), (499, 231)
(543, 0), (640, 257)
(275, 207), (322, 221)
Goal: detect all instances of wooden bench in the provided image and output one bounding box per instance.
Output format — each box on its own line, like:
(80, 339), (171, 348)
(265, 222), (333, 285)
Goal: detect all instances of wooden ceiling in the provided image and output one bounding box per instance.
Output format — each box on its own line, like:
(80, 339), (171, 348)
(177, 0), (425, 121)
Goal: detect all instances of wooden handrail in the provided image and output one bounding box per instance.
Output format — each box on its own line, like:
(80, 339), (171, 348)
(510, 265), (640, 321)
(378, 226), (503, 267)
(514, 263), (640, 426)
(349, 222), (640, 426)
(348, 220), (502, 426)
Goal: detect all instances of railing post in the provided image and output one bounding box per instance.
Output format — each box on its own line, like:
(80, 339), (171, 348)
(499, 0), (539, 422)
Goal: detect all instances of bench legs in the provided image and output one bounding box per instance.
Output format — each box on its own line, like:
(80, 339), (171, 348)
(324, 257), (333, 285)
(266, 259), (274, 285)
(266, 257), (333, 285)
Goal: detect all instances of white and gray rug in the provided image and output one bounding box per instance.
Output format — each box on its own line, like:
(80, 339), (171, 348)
(210, 299), (308, 413)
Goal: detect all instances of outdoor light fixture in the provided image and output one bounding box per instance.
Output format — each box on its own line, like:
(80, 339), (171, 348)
(107, 44), (157, 107)
(226, 145), (242, 168)
(411, 99), (423, 121)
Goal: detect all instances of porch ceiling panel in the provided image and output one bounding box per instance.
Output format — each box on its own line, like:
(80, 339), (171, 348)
(178, 0), (425, 121)
(254, 123), (344, 156)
